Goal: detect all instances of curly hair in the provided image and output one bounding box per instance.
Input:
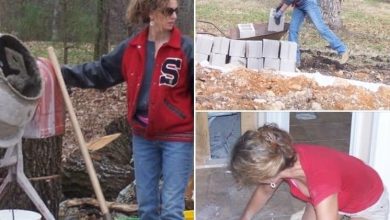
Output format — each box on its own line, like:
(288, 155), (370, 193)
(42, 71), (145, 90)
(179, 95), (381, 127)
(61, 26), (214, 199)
(126, 0), (172, 25)
(230, 124), (297, 185)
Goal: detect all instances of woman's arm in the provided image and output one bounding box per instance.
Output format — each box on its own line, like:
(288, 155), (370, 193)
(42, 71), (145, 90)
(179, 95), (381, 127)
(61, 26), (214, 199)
(240, 183), (279, 220)
(61, 38), (130, 89)
(314, 193), (340, 220)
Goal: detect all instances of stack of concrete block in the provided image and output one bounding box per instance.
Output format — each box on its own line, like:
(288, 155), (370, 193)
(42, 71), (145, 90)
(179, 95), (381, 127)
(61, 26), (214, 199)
(246, 41), (263, 70)
(238, 23), (256, 39)
(268, 8), (285, 32)
(196, 34), (297, 72)
(228, 40), (246, 66)
(263, 39), (281, 71)
(280, 41), (298, 72)
(196, 34), (214, 63)
(209, 37), (230, 67)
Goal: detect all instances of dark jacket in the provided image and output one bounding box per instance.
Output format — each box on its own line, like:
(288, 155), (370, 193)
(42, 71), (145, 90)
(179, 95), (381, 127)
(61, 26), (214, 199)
(62, 26), (194, 142)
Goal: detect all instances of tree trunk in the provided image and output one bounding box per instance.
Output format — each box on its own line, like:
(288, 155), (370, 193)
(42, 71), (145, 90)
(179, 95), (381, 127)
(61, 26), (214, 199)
(0, 136), (63, 219)
(51, 0), (60, 41)
(320, 0), (343, 30)
(94, 0), (110, 60)
(177, 0), (194, 36)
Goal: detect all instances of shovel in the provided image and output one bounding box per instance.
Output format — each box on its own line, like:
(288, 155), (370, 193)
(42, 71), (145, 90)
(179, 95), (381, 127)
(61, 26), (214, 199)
(48, 47), (119, 220)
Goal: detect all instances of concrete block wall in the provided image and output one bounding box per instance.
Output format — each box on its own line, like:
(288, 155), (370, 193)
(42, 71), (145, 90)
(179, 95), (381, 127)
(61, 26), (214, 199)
(246, 41), (262, 58)
(247, 58), (264, 70)
(196, 34), (297, 72)
(212, 37), (230, 54)
(230, 56), (247, 67)
(263, 39), (280, 59)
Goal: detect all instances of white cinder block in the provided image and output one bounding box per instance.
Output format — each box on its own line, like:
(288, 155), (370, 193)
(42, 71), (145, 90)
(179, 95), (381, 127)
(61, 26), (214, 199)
(238, 23), (256, 38)
(280, 41), (298, 60)
(196, 53), (209, 63)
(229, 40), (246, 57)
(280, 59), (296, 72)
(247, 58), (264, 70)
(212, 37), (230, 55)
(209, 53), (227, 67)
(264, 58), (280, 71)
(196, 34), (214, 54)
(246, 41), (263, 58)
(229, 56), (247, 67)
(268, 8), (285, 32)
(263, 39), (280, 58)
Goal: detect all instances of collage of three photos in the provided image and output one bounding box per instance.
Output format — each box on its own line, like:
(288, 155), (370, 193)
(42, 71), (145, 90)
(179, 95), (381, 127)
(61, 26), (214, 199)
(0, 0), (389, 219)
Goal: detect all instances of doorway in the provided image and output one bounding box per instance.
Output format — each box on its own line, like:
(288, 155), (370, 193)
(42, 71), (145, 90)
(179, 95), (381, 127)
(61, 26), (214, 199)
(289, 112), (352, 153)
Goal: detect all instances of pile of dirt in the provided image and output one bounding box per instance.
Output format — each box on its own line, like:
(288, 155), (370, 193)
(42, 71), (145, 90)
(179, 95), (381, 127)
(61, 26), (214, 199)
(196, 66), (390, 110)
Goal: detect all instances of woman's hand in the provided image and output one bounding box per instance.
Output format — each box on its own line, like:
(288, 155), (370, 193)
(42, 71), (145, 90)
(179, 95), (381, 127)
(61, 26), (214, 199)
(240, 182), (280, 220)
(315, 193), (340, 220)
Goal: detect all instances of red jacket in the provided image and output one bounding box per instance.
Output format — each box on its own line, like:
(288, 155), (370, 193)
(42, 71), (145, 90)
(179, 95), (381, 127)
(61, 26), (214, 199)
(122, 27), (193, 142)
(61, 26), (194, 142)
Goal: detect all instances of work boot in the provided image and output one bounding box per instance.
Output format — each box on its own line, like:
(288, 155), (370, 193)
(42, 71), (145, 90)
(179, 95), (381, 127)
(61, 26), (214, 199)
(340, 49), (349, 64)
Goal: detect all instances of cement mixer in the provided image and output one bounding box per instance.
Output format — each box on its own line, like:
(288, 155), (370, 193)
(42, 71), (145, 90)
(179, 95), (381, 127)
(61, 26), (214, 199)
(0, 34), (55, 220)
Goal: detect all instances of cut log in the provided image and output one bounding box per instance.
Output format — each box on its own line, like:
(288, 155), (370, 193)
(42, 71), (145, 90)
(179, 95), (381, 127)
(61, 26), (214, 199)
(62, 116), (134, 200)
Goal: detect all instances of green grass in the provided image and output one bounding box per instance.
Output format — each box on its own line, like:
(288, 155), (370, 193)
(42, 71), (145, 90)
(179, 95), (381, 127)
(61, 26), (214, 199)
(25, 41), (95, 65)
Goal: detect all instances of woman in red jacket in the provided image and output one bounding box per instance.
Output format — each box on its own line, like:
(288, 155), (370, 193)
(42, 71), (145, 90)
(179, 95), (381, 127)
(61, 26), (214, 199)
(230, 124), (388, 220)
(61, 1), (193, 219)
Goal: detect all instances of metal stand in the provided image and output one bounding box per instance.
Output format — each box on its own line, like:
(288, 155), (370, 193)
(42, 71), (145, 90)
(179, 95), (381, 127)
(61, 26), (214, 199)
(0, 141), (55, 220)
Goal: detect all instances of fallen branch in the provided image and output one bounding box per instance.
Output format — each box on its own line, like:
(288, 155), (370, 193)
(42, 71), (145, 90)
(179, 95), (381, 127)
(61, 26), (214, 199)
(63, 198), (138, 214)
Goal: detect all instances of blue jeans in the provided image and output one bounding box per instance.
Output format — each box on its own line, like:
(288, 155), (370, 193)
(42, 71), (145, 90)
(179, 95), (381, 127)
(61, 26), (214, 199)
(288, 0), (347, 64)
(132, 135), (193, 220)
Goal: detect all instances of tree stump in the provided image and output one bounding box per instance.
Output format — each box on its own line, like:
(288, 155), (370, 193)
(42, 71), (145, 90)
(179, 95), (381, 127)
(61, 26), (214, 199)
(0, 136), (63, 219)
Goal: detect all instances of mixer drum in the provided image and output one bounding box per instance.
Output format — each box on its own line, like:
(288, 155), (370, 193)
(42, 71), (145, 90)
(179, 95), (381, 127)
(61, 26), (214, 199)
(0, 34), (42, 147)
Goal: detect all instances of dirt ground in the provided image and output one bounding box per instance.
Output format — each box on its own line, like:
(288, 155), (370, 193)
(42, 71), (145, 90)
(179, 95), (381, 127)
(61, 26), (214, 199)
(299, 49), (390, 85)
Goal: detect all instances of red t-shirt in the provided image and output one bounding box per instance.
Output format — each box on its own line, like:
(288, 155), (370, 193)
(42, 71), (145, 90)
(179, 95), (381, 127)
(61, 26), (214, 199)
(286, 144), (383, 213)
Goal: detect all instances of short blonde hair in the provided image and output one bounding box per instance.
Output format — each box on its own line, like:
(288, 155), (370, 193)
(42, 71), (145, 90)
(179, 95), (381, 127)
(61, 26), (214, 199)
(126, 0), (171, 25)
(230, 124), (296, 185)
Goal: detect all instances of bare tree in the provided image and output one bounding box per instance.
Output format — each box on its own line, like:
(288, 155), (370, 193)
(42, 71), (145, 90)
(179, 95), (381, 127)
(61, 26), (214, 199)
(94, 0), (110, 59)
(320, 0), (343, 30)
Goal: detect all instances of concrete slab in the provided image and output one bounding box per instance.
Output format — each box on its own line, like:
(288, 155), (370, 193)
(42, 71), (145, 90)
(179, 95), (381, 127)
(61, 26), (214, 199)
(280, 41), (298, 61)
(264, 57), (280, 71)
(210, 53), (227, 67)
(229, 40), (246, 57)
(268, 8), (285, 32)
(238, 23), (256, 38)
(229, 56), (247, 67)
(247, 58), (264, 71)
(212, 37), (230, 55)
(196, 53), (209, 63)
(196, 167), (305, 220)
(263, 39), (280, 59)
(280, 59), (296, 72)
(196, 34), (214, 55)
(246, 41), (263, 58)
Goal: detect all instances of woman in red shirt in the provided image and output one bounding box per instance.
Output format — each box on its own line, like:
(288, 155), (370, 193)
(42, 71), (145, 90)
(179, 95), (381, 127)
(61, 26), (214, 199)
(230, 124), (389, 220)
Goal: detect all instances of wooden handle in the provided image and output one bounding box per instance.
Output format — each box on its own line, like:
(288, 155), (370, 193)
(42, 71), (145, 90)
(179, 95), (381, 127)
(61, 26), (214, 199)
(47, 47), (110, 215)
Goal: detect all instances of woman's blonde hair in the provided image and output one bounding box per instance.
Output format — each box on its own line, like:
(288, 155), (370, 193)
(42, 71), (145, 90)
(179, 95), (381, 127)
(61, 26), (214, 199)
(126, 0), (171, 25)
(230, 124), (296, 185)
